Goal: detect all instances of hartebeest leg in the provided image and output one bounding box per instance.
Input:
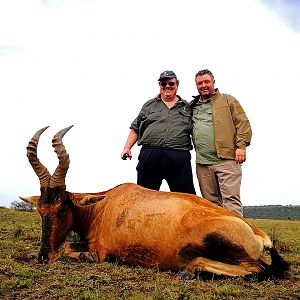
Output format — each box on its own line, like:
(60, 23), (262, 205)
(63, 242), (99, 262)
(183, 256), (264, 277)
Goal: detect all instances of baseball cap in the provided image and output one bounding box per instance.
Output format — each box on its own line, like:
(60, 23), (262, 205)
(158, 70), (177, 81)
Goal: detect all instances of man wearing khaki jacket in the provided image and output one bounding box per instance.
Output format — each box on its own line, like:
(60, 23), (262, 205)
(190, 69), (252, 216)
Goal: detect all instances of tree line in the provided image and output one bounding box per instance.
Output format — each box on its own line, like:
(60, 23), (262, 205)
(244, 205), (300, 220)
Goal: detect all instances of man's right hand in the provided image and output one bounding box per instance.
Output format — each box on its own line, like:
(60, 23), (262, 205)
(121, 153), (132, 160)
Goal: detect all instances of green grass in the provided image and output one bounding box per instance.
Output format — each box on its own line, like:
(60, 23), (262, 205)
(1, 207), (299, 300)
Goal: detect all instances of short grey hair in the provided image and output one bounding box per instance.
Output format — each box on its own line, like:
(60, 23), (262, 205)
(195, 69), (214, 80)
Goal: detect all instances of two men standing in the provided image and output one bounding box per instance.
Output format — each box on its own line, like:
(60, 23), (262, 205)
(122, 69), (252, 216)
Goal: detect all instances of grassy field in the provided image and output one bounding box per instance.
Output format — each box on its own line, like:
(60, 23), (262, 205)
(0, 207), (299, 300)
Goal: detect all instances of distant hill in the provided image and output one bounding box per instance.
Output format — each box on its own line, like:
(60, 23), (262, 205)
(244, 205), (300, 220)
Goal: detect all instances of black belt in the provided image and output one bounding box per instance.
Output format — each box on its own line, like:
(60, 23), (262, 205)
(142, 146), (188, 151)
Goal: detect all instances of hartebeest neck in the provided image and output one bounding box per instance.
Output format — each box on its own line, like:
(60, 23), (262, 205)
(71, 203), (105, 240)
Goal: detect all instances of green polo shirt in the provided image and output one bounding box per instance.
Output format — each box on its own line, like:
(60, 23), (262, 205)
(192, 101), (222, 164)
(131, 95), (192, 150)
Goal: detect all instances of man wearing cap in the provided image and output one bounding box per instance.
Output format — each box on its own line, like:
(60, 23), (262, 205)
(121, 70), (196, 194)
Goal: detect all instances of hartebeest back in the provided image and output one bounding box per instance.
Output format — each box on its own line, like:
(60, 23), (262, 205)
(21, 126), (289, 279)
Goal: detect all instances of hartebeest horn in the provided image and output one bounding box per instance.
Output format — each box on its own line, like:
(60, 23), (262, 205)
(50, 125), (74, 188)
(27, 126), (51, 187)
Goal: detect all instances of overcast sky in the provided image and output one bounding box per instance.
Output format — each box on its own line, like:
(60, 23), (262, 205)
(0, 0), (299, 208)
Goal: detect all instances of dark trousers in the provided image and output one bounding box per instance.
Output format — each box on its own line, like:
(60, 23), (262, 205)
(136, 147), (196, 195)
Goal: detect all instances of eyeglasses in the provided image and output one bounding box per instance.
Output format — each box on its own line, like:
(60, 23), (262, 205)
(160, 81), (176, 87)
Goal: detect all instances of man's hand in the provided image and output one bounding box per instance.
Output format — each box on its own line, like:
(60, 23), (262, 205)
(121, 149), (132, 160)
(235, 148), (246, 164)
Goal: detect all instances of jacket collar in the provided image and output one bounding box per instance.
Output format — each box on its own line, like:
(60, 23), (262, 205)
(191, 89), (219, 106)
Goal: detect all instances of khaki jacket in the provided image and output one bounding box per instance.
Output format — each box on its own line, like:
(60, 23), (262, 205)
(190, 89), (252, 159)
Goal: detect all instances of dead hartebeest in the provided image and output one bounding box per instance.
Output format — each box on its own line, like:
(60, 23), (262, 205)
(20, 126), (289, 279)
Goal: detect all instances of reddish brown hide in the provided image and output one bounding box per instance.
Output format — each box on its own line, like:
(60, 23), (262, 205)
(21, 126), (289, 279)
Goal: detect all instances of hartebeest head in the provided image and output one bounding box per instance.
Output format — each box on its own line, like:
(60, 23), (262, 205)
(22, 126), (74, 263)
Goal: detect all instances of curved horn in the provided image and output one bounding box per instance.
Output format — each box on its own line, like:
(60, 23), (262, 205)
(26, 126), (51, 187)
(50, 125), (74, 188)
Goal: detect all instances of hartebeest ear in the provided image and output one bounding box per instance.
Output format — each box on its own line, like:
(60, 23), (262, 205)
(71, 194), (107, 206)
(80, 195), (107, 206)
(19, 196), (40, 206)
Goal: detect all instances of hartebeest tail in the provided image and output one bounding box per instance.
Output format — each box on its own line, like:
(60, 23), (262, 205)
(259, 247), (290, 280)
(21, 126), (290, 279)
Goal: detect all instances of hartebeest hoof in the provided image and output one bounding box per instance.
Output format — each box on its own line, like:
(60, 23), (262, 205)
(79, 252), (99, 263)
(177, 271), (194, 280)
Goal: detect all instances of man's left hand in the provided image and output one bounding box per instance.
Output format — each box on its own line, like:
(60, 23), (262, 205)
(235, 149), (246, 164)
